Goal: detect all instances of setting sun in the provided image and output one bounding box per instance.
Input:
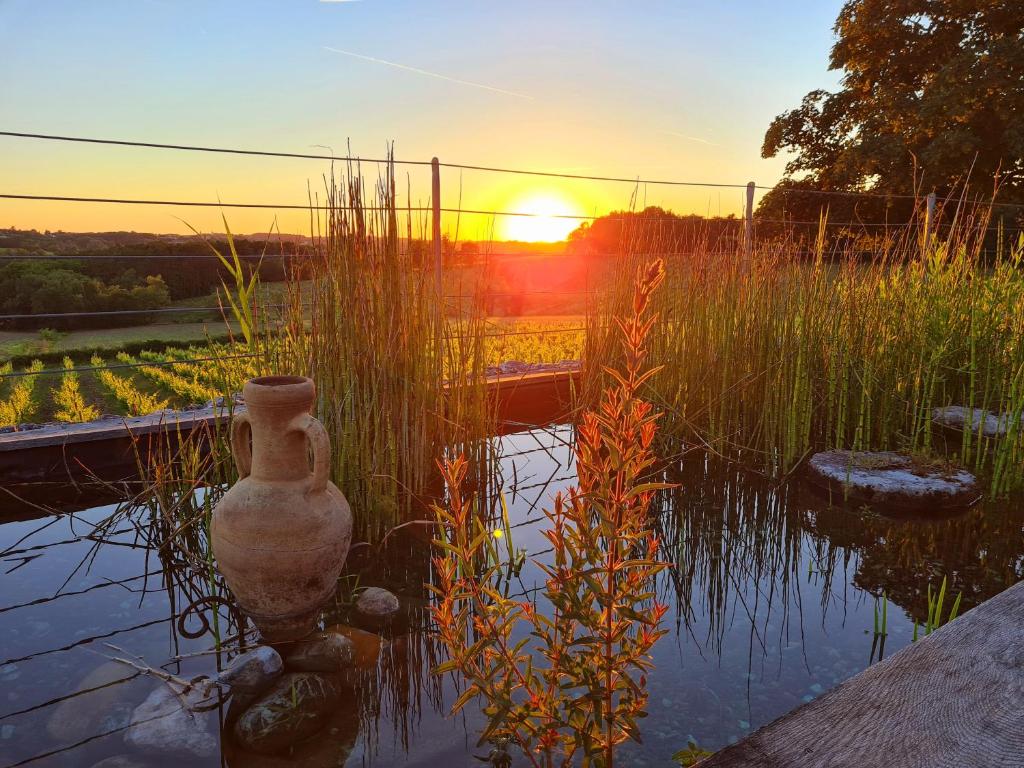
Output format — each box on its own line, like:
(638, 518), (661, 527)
(500, 194), (583, 242)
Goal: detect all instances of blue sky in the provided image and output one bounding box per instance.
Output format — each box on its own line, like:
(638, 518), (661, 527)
(0, 0), (846, 236)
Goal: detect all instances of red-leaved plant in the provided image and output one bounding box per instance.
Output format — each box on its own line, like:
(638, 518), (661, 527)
(430, 259), (672, 768)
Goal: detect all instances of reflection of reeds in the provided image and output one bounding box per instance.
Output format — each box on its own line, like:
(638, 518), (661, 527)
(652, 455), (824, 656)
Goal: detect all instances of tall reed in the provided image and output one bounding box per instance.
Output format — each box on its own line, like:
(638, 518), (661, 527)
(274, 157), (494, 541)
(585, 209), (1024, 494)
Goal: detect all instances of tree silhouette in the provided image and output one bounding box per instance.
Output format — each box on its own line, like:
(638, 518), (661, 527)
(759, 1), (1024, 224)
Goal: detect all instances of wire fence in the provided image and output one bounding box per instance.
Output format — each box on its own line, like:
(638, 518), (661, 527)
(1, 128), (1021, 404)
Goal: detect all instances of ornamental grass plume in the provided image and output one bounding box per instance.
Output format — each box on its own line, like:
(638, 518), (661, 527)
(430, 259), (672, 768)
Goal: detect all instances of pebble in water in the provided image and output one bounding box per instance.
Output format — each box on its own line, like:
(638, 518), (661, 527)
(355, 587), (401, 626)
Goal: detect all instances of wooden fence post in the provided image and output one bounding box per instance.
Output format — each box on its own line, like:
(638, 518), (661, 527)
(743, 181), (755, 273)
(431, 158), (444, 356)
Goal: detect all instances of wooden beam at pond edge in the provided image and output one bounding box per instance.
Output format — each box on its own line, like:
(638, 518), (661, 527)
(0, 368), (580, 516)
(701, 579), (1024, 768)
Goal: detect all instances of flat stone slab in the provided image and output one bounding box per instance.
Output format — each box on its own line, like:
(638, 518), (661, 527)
(806, 450), (980, 511)
(932, 405), (1023, 439)
(700, 580), (1024, 768)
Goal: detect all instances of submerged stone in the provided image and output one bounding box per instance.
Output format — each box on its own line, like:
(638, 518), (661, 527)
(90, 756), (155, 768)
(324, 625), (386, 669)
(46, 661), (147, 743)
(219, 646), (283, 694)
(932, 405), (1023, 439)
(806, 450), (980, 510)
(123, 682), (219, 758)
(233, 672), (343, 754)
(355, 587), (400, 625)
(224, 697), (359, 768)
(285, 632), (356, 673)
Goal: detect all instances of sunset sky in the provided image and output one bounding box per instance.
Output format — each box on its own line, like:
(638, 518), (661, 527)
(0, 0), (845, 240)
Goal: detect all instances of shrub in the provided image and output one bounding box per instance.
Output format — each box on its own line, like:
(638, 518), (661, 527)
(431, 260), (671, 767)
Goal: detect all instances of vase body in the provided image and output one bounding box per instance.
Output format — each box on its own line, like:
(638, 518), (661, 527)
(211, 376), (352, 642)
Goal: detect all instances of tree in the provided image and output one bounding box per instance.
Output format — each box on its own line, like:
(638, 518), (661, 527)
(760, 1), (1024, 223)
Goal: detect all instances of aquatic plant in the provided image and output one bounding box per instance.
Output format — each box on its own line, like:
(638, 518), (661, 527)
(913, 575), (962, 641)
(274, 156), (494, 541)
(868, 590), (889, 663)
(187, 212), (265, 348)
(431, 260), (671, 768)
(672, 739), (713, 766)
(584, 215), (1024, 494)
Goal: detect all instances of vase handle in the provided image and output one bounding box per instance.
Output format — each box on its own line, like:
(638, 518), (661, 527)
(299, 414), (331, 494)
(230, 412), (252, 479)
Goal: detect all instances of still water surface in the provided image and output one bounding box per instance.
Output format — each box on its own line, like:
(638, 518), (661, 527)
(1, 425), (1021, 766)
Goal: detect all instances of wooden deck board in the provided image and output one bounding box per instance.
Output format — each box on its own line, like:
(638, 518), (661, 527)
(701, 579), (1024, 768)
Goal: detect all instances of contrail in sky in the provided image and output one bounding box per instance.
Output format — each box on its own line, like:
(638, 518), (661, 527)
(323, 46), (532, 99)
(661, 130), (720, 147)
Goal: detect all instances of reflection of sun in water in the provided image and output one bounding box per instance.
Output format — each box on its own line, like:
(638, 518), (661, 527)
(501, 194), (583, 242)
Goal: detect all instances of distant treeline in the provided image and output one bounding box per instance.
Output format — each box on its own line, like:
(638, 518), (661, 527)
(569, 207), (745, 256)
(0, 260), (172, 329)
(0, 236), (303, 330)
(71, 238), (299, 299)
(565, 205), (1023, 259)
(567, 208), (744, 255)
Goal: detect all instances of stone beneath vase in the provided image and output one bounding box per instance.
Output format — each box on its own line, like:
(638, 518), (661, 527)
(285, 632), (356, 672)
(219, 646), (283, 694)
(233, 672), (343, 754)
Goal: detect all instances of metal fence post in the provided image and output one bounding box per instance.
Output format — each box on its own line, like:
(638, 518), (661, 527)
(743, 181), (755, 274)
(925, 191), (937, 250)
(431, 158), (444, 356)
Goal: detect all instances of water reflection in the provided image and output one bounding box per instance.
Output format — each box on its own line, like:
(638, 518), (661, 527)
(0, 424), (1021, 766)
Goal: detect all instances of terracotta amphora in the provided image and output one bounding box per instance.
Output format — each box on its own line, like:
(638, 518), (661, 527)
(211, 376), (352, 642)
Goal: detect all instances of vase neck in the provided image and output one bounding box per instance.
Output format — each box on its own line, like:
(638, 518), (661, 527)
(247, 404), (314, 484)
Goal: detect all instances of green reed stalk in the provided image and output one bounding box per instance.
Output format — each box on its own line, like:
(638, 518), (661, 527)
(584, 205), (1024, 494)
(272, 157), (494, 541)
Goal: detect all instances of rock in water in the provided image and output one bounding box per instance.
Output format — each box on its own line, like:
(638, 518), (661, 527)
(46, 661), (147, 742)
(355, 587), (400, 625)
(224, 697), (359, 768)
(285, 632), (356, 672)
(932, 405), (1023, 438)
(325, 625), (386, 669)
(123, 683), (219, 758)
(219, 646), (283, 694)
(233, 673), (342, 754)
(89, 757), (155, 768)
(806, 450), (980, 511)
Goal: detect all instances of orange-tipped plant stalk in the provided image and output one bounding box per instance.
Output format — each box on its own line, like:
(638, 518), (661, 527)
(431, 259), (672, 768)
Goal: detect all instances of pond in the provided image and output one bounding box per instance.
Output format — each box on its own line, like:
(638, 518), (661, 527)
(1, 424), (1022, 767)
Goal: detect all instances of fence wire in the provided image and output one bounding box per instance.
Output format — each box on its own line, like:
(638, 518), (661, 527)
(1, 127), (1020, 392)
